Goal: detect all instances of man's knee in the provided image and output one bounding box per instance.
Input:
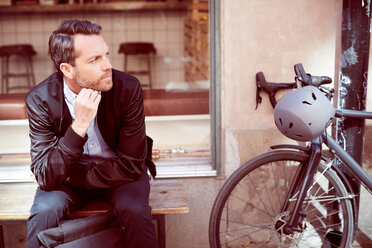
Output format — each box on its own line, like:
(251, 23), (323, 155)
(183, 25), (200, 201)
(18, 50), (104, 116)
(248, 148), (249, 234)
(29, 190), (71, 224)
(115, 203), (152, 224)
(31, 200), (68, 217)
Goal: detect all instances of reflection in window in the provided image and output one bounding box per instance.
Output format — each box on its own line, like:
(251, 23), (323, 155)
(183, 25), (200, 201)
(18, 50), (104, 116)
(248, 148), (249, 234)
(141, 0), (211, 172)
(0, 0), (212, 177)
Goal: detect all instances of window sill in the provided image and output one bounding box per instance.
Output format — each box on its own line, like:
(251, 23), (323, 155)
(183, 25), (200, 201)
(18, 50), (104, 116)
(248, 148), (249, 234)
(155, 164), (217, 178)
(154, 157), (217, 178)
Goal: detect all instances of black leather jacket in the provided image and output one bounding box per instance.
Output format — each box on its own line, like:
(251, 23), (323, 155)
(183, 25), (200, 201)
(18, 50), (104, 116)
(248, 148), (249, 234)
(25, 69), (155, 191)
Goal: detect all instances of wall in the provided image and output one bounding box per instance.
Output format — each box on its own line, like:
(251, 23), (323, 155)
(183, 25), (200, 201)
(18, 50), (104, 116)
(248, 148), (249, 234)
(166, 0), (370, 246)
(165, 0), (345, 247)
(0, 10), (186, 91)
(221, 0), (342, 174)
(212, 1), (372, 247)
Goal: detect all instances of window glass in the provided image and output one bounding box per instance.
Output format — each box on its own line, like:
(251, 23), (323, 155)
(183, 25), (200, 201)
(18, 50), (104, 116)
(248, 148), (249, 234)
(0, 0), (212, 178)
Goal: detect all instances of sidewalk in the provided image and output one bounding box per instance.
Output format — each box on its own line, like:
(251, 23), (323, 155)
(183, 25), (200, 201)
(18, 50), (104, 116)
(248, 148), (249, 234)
(352, 165), (372, 247)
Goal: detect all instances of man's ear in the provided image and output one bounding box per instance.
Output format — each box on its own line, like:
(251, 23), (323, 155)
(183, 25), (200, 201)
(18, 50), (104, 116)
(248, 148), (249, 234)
(60, 63), (74, 79)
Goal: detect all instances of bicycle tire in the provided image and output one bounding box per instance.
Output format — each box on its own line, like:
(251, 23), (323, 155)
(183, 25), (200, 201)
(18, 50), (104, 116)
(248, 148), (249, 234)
(209, 150), (354, 248)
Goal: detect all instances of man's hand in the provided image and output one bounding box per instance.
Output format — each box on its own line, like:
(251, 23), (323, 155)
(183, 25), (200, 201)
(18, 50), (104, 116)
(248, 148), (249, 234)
(71, 88), (101, 137)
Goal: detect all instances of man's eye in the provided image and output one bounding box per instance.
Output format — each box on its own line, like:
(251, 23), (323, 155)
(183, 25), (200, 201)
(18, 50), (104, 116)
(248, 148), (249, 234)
(90, 58), (97, 63)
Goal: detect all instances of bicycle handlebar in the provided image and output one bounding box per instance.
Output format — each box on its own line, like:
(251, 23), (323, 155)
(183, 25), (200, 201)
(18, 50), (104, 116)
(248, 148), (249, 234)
(255, 72), (296, 109)
(256, 63), (333, 109)
(294, 63), (332, 87)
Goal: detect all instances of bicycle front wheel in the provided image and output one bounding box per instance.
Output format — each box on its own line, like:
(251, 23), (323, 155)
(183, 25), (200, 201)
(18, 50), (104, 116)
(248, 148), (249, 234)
(209, 150), (354, 248)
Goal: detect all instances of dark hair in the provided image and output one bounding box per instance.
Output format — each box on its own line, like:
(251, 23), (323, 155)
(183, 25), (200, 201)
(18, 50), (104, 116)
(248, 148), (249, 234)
(48, 19), (102, 72)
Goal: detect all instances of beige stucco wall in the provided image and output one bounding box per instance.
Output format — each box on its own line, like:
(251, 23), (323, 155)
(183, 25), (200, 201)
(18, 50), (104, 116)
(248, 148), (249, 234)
(220, 0), (342, 177)
(167, 1), (346, 247)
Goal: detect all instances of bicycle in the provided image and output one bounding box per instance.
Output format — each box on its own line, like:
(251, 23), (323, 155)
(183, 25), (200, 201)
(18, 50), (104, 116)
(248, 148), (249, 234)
(209, 63), (372, 247)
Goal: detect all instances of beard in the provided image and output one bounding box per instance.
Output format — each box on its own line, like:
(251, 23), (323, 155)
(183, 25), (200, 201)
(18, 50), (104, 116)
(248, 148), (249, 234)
(73, 68), (113, 92)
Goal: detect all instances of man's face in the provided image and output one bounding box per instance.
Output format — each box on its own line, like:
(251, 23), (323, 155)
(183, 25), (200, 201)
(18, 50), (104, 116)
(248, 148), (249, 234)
(72, 34), (113, 92)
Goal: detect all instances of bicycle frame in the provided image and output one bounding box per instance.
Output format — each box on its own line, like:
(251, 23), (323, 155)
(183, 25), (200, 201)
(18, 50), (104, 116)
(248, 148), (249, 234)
(250, 64), (367, 243)
(284, 108), (372, 232)
(323, 109), (372, 191)
(283, 137), (323, 231)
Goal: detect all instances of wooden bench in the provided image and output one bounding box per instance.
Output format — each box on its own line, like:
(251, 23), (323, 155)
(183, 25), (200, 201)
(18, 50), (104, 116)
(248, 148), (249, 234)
(0, 180), (189, 248)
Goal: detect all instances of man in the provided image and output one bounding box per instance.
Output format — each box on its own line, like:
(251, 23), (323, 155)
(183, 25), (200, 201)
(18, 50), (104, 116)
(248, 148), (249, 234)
(25, 19), (157, 248)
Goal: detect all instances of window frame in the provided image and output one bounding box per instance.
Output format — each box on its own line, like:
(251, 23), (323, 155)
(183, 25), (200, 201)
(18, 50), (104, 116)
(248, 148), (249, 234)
(210, 0), (221, 176)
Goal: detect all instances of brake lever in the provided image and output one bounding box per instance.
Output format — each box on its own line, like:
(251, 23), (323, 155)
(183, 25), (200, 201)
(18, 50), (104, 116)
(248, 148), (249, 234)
(294, 63), (311, 85)
(256, 86), (262, 109)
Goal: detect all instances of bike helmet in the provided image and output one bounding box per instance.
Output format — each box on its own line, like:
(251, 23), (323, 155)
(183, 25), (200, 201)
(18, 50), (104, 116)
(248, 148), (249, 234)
(274, 86), (335, 142)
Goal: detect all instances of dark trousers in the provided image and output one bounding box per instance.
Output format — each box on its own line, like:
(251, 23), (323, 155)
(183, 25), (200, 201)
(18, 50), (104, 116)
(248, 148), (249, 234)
(26, 171), (158, 248)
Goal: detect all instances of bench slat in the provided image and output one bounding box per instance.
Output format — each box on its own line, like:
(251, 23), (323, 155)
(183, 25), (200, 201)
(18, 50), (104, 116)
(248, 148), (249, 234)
(150, 180), (189, 214)
(0, 180), (189, 222)
(0, 183), (36, 220)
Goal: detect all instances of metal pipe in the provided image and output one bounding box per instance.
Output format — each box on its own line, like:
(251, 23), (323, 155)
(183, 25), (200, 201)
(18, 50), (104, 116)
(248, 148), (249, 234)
(335, 109), (372, 119)
(336, 0), (371, 226)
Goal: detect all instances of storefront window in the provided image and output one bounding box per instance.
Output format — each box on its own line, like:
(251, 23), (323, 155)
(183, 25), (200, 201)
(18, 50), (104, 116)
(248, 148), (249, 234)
(0, 0), (215, 178)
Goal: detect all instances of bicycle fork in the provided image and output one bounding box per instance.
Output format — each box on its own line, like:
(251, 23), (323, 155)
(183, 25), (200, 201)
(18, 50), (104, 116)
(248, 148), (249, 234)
(279, 140), (322, 234)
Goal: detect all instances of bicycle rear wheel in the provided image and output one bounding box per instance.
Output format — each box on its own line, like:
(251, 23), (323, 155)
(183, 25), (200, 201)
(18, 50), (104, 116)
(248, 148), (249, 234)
(209, 150), (354, 248)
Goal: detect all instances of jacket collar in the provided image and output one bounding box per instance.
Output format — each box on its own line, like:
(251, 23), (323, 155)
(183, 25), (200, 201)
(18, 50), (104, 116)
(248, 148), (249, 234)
(48, 72), (73, 137)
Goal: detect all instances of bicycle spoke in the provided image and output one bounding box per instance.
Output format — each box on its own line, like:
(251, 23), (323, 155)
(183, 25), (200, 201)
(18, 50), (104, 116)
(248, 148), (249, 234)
(218, 219), (272, 247)
(270, 161), (285, 213)
(218, 221), (271, 233)
(229, 184), (276, 219)
(256, 171), (279, 218)
(220, 203), (272, 227)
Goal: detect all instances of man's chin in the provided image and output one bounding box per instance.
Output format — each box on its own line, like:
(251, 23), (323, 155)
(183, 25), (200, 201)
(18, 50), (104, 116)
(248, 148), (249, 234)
(100, 80), (113, 92)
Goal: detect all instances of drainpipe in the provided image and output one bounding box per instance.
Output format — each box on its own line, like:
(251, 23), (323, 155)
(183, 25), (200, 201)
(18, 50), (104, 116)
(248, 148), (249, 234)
(336, 0), (371, 223)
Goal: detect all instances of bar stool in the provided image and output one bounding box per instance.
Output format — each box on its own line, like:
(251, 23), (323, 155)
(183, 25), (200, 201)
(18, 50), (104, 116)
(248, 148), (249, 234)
(118, 42), (156, 89)
(0, 44), (37, 93)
